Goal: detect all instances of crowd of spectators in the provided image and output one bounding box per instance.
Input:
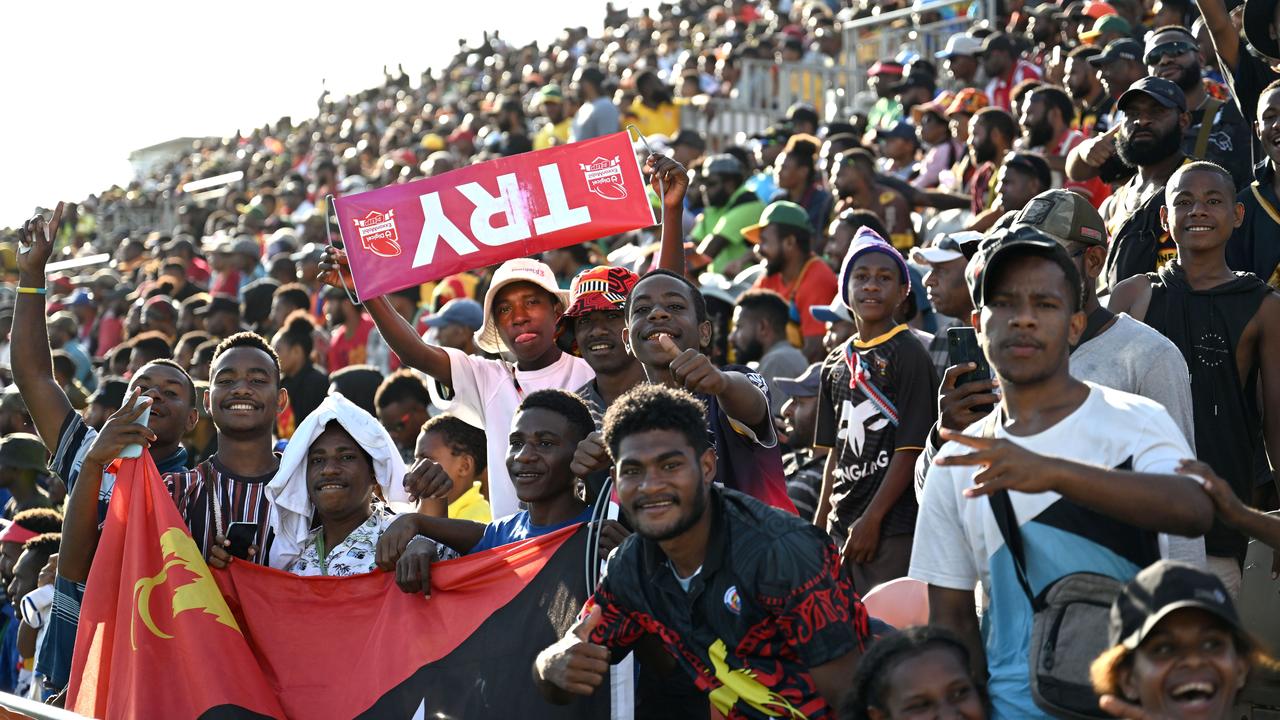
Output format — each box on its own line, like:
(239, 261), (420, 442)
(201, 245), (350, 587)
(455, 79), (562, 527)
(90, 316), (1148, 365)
(1, 0), (1280, 717)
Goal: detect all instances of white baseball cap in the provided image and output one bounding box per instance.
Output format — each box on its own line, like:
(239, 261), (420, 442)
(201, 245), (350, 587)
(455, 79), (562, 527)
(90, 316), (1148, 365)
(937, 33), (984, 59)
(474, 258), (570, 354)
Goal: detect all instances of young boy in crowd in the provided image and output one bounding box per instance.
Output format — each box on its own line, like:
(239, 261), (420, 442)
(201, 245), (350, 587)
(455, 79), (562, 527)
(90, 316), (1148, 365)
(415, 414), (491, 523)
(1108, 162), (1280, 594)
(776, 363), (826, 521)
(815, 228), (938, 593)
(319, 154), (690, 519)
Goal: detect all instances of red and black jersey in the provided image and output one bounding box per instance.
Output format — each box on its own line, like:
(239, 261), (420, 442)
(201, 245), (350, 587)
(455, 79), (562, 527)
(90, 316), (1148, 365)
(587, 487), (868, 719)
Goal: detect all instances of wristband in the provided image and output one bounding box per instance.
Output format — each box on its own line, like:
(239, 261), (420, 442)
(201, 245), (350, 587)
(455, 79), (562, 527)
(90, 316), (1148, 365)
(16, 286), (46, 295)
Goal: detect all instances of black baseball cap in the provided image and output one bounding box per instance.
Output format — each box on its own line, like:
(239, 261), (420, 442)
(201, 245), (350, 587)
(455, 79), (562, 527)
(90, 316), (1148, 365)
(1088, 38), (1143, 66)
(965, 225), (1083, 307)
(1110, 561), (1243, 650)
(1118, 75), (1188, 112)
(977, 32), (1016, 55)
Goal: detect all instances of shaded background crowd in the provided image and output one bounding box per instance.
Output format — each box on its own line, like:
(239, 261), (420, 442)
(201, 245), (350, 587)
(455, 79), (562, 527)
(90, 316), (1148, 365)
(2, 0), (1280, 717)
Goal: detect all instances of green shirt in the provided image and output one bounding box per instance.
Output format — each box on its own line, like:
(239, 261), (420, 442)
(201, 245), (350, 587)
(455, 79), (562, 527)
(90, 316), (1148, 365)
(692, 185), (765, 274)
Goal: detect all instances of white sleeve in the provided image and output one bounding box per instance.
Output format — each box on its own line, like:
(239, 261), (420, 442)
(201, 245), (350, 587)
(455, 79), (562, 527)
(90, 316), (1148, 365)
(1129, 404), (1194, 475)
(440, 347), (498, 429)
(909, 456), (979, 590)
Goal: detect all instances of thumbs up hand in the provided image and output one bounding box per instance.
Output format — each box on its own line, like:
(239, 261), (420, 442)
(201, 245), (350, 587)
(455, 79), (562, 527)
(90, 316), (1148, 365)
(534, 604), (612, 696)
(660, 335), (727, 396)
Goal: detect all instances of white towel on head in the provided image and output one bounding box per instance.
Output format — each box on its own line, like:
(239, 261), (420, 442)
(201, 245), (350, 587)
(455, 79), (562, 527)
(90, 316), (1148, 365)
(266, 392), (410, 570)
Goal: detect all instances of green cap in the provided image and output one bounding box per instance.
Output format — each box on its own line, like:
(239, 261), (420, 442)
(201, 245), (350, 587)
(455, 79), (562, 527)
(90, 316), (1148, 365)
(742, 201), (812, 244)
(537, 84), (564, 103)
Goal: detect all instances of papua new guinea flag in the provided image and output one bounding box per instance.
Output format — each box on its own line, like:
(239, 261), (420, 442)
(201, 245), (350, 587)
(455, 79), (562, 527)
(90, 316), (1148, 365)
(69, 454), (608, 719)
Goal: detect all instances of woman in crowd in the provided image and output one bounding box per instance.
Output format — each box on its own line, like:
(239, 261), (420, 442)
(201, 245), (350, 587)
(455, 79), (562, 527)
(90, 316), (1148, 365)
(773, 134), (834, 233)
(271, 310), (329, 438)
(841, 626), (989, 720)
(1091, 560), (1277, 720)
(265, 393), (415, 576)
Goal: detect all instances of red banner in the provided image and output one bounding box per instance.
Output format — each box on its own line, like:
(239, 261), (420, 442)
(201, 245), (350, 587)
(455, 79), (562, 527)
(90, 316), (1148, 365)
(333, 132), (655, 302)
(68, 454), (606, 719)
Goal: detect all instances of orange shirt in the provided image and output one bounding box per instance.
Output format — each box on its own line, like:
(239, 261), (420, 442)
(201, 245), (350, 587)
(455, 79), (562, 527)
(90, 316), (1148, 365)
(754, 257), (839, 341)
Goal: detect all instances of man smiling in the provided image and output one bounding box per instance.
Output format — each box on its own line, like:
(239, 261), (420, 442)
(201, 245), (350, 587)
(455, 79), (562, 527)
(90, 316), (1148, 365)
(375, 390), (596, 595)
(1108, 162), (1280, 593)
(533, 384), (866, 718)
(319, 154), (690, 517)
(624, 270), (795, 512)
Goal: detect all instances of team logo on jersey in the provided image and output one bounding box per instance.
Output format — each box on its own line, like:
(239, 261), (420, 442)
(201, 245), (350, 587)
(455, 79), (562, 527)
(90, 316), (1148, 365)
(723, 586), (742, 615)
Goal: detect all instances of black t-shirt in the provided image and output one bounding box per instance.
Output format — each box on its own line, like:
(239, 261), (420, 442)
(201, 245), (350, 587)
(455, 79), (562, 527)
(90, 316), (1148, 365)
(588, 486), (867, 720)
(1230, 170), (1280, 289)
(282, 363), (330, 428)
(1227, 52), (1280, 173)
(814, 325), (938, 545)
(1145, 266), (1271, 560)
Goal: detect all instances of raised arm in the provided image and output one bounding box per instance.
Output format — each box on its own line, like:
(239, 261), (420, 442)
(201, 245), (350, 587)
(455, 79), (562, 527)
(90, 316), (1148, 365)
(318, 248), (453, 384)
(13, 203), (76, 449)
(644, 154), (689, 275)
(59, 391), (154, 581)
(1199, 0), (1241, 73)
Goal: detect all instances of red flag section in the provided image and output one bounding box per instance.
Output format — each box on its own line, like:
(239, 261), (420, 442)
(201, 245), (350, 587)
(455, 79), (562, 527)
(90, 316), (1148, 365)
(215, 527), (584, 719)
(67, 454), (604, 719)
(333, 131), (656, 301)
(67, 456), (284, 719)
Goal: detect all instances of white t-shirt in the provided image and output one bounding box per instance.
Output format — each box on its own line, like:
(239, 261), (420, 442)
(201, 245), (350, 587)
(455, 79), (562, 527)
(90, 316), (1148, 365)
(441, 347), (595, 517)
(910, 383), (1198, 718)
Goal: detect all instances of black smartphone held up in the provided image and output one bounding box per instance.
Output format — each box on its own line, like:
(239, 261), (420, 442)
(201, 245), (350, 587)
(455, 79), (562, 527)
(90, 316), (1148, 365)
(225, 522), (258, 560)
(946, 327), (993, 388)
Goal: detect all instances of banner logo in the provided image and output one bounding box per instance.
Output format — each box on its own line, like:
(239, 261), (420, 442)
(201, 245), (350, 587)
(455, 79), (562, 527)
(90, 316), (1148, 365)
(579, 156), (627, 200)
(352, 209), (403, 258)
(131, 527), (241, 649)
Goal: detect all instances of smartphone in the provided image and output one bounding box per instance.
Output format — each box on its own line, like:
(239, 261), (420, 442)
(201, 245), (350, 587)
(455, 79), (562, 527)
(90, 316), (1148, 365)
(226, 522), (258, 560)
(118, 397), (152, 459)
(947, 327), (994, 414)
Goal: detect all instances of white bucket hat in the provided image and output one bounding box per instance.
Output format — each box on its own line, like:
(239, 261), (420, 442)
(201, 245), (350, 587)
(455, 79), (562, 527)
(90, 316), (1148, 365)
(474, 258), (570, 354)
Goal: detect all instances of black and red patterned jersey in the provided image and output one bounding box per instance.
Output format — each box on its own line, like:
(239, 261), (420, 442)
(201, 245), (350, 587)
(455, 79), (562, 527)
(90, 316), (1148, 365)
(586, 486), (868, 719)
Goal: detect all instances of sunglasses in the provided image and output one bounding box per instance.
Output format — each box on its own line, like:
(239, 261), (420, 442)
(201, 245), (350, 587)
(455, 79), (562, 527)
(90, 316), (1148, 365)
(1144, 41), (1196, 65)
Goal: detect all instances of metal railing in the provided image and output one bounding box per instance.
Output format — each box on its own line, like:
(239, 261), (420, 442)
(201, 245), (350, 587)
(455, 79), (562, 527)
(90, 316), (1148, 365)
(680, 0), (991, 150)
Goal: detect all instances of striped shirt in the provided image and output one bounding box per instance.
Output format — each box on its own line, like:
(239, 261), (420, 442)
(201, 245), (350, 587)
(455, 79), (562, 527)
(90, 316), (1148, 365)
(164, 455), (278, 563)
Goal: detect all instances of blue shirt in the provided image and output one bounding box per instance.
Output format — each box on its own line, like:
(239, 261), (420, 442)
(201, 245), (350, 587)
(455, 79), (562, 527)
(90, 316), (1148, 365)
(469, 505), (594, 554)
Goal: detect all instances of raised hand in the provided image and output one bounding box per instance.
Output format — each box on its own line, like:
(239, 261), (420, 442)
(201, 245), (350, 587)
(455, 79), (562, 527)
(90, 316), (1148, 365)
(658, 335), (726, 395)
(570, 432), (611, 478)
(403, 458), (453, 503)
(16, 202), (64, 280)
(644, 154), (689, 208)
(83, 389), (155, 467)
(318, 245), (354, 289)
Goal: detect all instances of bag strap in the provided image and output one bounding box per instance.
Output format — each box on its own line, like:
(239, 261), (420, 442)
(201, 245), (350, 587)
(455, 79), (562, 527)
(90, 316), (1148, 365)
(1193, 98), (1224, 161)
(1069, 306), (1114, 354)
(981, 413), (1039, 609)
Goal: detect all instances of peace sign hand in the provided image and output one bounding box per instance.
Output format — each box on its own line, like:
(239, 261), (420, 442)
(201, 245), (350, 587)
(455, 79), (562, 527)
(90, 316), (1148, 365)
(934, 427), (1060, 498)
